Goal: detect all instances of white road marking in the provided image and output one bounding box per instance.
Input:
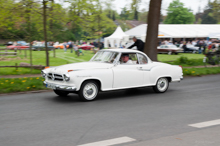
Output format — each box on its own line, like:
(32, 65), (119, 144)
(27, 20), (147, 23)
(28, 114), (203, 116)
(189, 119), (220, 128)
(78, 136), (136, 146)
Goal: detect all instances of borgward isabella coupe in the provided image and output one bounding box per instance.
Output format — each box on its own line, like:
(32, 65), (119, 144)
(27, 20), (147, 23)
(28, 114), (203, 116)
(42, 49), (183, 101)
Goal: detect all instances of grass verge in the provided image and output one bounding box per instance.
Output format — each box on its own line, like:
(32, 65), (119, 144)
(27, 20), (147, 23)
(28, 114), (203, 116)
(183, 67), (220, 76)
(0, 67), (41, 75)
(0, 77), (48, 94)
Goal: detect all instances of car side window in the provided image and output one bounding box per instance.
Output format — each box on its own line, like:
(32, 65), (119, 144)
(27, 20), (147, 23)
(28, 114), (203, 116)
(137, 54), (148, 64)
(119, 53), (138, 65)
(165, 46), (168, 48)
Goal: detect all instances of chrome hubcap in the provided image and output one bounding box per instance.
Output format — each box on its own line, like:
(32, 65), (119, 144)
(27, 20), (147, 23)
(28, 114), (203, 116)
(157, 78), (168, 92)
(83, 83), (97, 100)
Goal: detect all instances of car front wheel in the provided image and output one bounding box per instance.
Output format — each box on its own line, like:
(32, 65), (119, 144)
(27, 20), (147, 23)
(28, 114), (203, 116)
(79, 81), (99, 101)
(53, 90), (69, 97)
(153, 77), (169, 93)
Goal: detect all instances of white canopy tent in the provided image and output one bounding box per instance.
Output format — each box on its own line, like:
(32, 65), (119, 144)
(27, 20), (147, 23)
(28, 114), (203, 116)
(104, 26), (129, 48)
(125, 24), (220, 41)
(209, 33), (220, 39)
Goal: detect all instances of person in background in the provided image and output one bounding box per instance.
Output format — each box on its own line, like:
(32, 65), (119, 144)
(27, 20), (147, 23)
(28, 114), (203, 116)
(98, 41), (104, 50)
(74, 44), (79, 56)
(127, 36), (144, 52)
(182, 42), (189, 53)
(192, 40), (196, 46)
(68, 40), (73, 53)
(78, 48), (84, 56)
(197, 39), (203, 54)
(63, 42), (67, 53)
(168, 41), (173, 45)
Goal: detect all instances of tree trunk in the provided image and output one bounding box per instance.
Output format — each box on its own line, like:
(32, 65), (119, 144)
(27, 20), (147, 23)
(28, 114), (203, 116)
(28, 5), (33, 72)
(43, 0), (49, 67)
(144, 0), (162, 61)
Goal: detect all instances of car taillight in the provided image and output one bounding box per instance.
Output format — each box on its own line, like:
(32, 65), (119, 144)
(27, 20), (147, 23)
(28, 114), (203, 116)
(179, 65), (182, 68)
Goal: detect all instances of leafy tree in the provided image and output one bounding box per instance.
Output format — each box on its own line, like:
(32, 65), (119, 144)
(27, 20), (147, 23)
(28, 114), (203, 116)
(120, 7), (130, 20)
(138, 8), (148, 23)
(164, 0), (195, 24)
(130, 0), (141, 20)
(212, 0), (220, 23)
(195, 1), (217, 24)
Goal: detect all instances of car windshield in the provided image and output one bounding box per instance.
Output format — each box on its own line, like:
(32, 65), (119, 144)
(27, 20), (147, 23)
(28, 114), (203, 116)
(90, 51), (119, 64)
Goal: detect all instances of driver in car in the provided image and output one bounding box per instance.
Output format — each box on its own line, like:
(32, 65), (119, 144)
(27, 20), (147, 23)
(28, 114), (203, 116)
(121, 54), (133, 64)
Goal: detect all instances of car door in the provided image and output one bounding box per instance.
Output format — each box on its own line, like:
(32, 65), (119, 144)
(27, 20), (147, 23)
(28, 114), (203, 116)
(112, 53), (144, 88)
(137, 53), (153, 86)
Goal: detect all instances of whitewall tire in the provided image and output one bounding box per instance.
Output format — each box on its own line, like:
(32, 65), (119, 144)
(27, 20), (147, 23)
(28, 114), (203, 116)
(79, 81), (99, 101)
(153, 77), (169, 93)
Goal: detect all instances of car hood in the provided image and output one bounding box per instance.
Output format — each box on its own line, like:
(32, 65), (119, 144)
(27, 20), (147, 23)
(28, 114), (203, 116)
(48, 62), (114, 73)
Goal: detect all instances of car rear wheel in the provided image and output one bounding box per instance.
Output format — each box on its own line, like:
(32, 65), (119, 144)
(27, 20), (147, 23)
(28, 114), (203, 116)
(79, 81), (99, 101)
(53, 90), (69, 97)
(153, 77), (169, 93)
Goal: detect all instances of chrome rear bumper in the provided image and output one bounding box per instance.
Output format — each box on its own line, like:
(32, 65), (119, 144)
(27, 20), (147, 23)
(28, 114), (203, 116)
(43, 81), (76, 91)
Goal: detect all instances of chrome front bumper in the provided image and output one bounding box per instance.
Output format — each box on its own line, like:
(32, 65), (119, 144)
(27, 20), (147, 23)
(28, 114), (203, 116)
(43, 81), (76, 91)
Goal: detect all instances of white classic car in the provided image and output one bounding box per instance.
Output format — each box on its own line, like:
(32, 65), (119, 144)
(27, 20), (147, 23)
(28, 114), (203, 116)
(42, 49), (183, 101)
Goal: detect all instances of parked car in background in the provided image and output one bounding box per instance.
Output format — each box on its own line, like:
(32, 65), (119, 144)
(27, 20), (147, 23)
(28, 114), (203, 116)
(53, 43), (69, 49)
(7, 44), (29, 50)
(78, 44), (94, 50)
(4, 42), (13, 46)
(17, 41), (28, 46)
(32, 41), (54, 51)
(32, 46), (54, 51)
(42, 49), (183, 101)
(157, 45), (182, 55)
(179, 44), (201, 53)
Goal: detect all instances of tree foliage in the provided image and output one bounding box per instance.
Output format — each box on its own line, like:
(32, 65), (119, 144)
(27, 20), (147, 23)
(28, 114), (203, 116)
(201, 1), (217, 24)
(0, 0), (116, 41)
(212, 0), (220, 23)
(164, 0), (195, 24)
(130, 0), (141, 20)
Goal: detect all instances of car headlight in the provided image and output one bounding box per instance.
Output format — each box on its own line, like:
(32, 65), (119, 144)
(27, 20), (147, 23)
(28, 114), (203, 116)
(63, 74), (70, 81)
(41, 70), (47, 78)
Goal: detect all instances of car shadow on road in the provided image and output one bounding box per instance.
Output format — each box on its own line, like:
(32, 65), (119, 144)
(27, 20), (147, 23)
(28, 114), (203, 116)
(97, 87), (155, 101)
(50, 87), (156, 103)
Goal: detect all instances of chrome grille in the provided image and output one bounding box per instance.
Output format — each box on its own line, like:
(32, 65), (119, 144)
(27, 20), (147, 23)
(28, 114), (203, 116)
(47, 73), (63, 81)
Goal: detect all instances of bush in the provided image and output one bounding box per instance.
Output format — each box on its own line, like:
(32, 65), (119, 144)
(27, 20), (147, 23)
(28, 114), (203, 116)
(170, 56), (204, 66)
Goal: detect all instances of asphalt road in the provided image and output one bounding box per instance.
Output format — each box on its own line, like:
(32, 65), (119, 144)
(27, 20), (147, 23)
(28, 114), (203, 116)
(0, 74), (220, 146)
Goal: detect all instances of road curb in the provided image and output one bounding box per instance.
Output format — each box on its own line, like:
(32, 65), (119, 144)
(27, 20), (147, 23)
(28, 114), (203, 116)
(0, 89), (52, 96)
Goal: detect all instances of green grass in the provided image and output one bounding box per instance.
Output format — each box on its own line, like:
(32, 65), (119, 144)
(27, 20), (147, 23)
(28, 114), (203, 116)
(0, 77), (48, 94)
(0, 49), (210, 75)
(0, 49), (95, 75)
(0, 67), (41, 75)
(158, 53), (204, 62)
(0, 49), (94, 66)
(183, 67), (220, 76)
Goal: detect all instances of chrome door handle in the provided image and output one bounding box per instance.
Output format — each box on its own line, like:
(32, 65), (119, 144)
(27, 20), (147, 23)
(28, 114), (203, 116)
(137, 67), (143, 70)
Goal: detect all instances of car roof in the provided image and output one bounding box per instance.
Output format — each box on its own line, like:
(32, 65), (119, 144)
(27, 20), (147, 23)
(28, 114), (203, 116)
(100, 49), (141, 53)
